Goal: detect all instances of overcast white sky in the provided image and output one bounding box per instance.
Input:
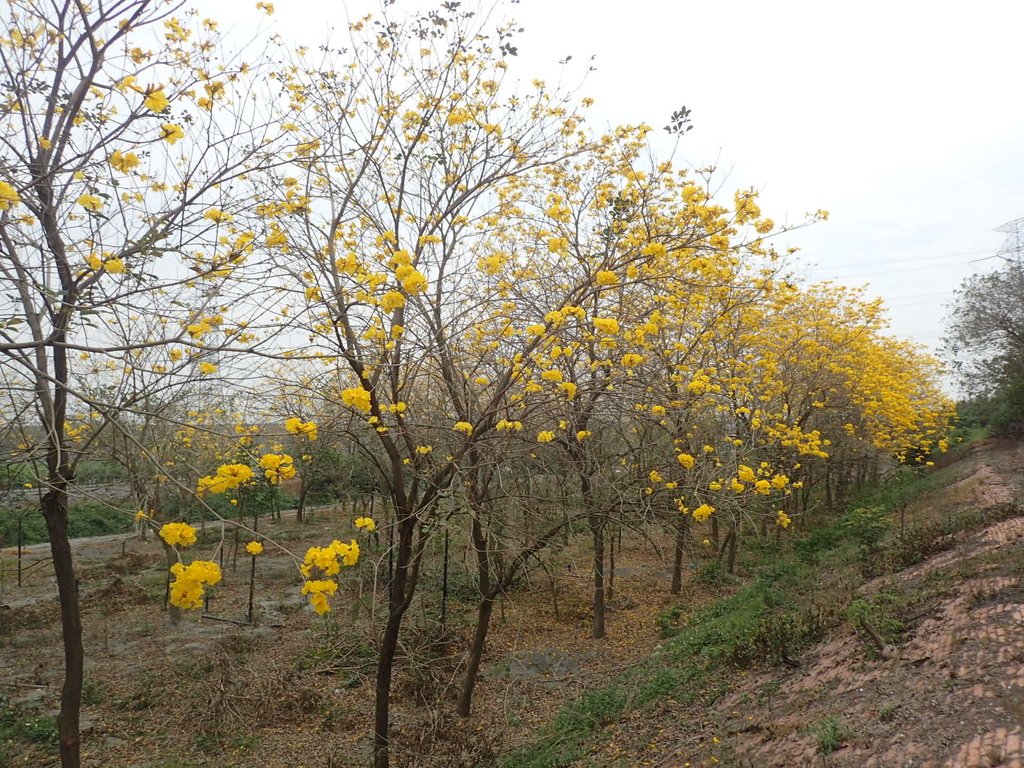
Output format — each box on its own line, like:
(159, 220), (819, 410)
(217, 0), (1024, 356)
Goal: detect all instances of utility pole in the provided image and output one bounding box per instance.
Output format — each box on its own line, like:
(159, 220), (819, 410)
(995, 217), (1024, 263)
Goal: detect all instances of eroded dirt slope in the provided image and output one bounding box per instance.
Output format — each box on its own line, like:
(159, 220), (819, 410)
(654, 438), (1024, 768)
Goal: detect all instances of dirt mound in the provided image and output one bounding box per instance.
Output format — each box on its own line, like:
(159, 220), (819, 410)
(678, 438), (1024, 768)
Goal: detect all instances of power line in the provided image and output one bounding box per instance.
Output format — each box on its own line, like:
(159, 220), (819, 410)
(802, 248), (992, 273)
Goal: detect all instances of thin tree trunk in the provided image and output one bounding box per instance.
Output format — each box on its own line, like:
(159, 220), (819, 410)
(458, 507), (568, 716)
(590, 513), (605, 639)
(837, 464), (850, 507)
(374, 509), (416, 768)
(42, 486), (82, 768)
(162, 541), (182, 626)
(726, 522), (739, 574)
(439, 526), (450, 633)
(671, 516), (687, 595)
(456, 594), (494, 717)
(296, 480), (308, 522)
(39, 317), (81, 768)
(459, 499), (493, 717)
(580, 469), (605, 639)
(374, 609), (403, 768)
(606, 522), (615, 603)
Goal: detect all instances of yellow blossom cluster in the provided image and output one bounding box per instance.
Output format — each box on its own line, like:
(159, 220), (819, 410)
(259, 453), (296, 484)
(169, 560), (222, 609)
(298, 538), (361, 615)
(284, 416), (318, 441)
(341, 387), (372, 413)
(196, 463), (254, 495)
(301, 539), (360, 578)
(301, 579), (337, 615)
(691, 503), (715, 523)
(0, 181), (20, 209)
(159, 522), (197, 548)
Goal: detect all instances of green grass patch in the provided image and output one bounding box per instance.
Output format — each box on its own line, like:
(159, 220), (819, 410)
(0, 502), (132, 546)
(72, 459), (129, 484)
(0, 697), (59, 761)
(847, 465), (951, 517)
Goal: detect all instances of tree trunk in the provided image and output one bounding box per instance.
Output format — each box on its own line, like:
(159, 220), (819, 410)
(837, 464), (850, 507)
(671, 516), (687, 595)
(42, 486), (82, 768)
(458, 504), (568, 716)
(589, 512), (605, 639)
(456, 594), (494, 717)
(458, 505), (492, 717)
(726, 522), (739, 574)
(606, 523), (615, 603)
(374, 609), (403, 768)
(580, 469), (605, 639)
(162, 542), (182, 626)
(296, 480), (308, 522)
(373, 509), (416, 768)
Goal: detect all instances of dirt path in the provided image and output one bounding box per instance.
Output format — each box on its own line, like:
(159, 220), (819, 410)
(0, 504), (322, 562)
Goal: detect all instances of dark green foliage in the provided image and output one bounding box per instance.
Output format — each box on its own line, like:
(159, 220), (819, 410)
(655, 605), (682, 637)
(0, 502), (131, 546)
(695, 559), (728, 585)
(847, 593), (905, 651)
(303, 447), (379, 502)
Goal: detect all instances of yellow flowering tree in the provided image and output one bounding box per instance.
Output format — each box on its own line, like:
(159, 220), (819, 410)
(243, 6), (611, 762)
(467, 129), (819, 634)
(0, 3), (293, 764)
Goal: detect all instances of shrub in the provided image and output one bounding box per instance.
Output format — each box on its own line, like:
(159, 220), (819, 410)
(810, 714), (849, 755)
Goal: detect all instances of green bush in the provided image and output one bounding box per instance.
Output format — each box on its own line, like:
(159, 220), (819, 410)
(68, 502), (132, 538)
(846, 595), (904, 651)
(810, 714), (849, 755)
(656, 605), (683, 637)
(302, 447), (379, 502)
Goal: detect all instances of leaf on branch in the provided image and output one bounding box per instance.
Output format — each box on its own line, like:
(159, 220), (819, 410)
(664, 105), (694, 136)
